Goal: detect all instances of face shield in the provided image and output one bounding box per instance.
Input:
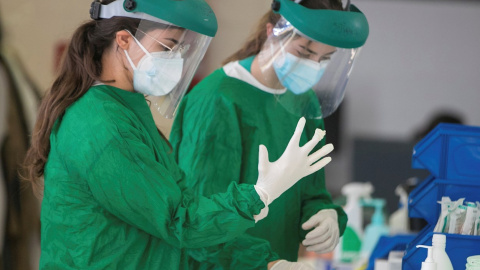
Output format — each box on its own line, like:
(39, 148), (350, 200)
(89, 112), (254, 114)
(125, 19), (211, 118)
(259, 0), (369, 119)
(91, 0), (217, 118)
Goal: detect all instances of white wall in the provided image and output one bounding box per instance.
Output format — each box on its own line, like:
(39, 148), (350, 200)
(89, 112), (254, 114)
(326, 0), (480, 194)
(345, 0), (480, 140)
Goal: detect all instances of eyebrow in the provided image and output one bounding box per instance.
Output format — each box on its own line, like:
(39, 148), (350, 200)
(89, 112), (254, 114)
(136, 28), (179, 50)
(323, 50), (337, 57)
(299, 45), (318, 55)
(164, 38), (179, 45)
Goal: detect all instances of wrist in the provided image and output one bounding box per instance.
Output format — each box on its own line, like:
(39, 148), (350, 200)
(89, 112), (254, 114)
(268, 260), (283, 270)
(253, 185), (270, 206)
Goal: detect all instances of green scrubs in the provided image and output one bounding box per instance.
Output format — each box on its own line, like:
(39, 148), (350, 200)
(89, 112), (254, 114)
(40, 85), (266, 269)
(170, 57), (347, 265)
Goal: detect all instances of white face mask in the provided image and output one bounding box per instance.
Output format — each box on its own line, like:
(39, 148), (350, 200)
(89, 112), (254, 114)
(124, 35), (184, 96)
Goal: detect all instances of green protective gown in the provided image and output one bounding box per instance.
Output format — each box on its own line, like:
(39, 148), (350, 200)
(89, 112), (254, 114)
(170, 56), (347, 266)
(39, 85), (271, 269)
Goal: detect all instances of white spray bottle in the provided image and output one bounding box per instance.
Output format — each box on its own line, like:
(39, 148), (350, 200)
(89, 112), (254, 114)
(334, 182), (373, 263)
(389, 184), (409, 234)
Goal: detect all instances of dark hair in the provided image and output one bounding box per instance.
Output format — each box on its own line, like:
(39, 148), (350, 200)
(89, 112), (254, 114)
(23, 0), (168, 195)
(222, 0), (343, 65)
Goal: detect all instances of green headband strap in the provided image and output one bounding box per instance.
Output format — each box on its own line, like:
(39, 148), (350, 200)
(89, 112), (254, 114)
(91, 0), (218, 37)
(272, 0), (369, 48)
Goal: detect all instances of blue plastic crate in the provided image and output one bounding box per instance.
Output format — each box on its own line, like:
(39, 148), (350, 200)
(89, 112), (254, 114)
(402, 232), (480, 270)
(408, 177), (480, 224)
(404, 224), (436, 253)
(403, 123), (480, 270)
(366, 234), (415, 270)
(412, 123), (480, 180)
(408, 175), (435, 221)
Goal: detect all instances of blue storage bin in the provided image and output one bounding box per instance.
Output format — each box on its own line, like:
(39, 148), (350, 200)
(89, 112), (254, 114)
(402, 232), (480, 270)
(367, 234), (416, 270)
(402, 123), (480, 270)
(408, 177), (480, 224)
(404, 224), (436, 254)
(412, 123), (480, 180)
(408, 175), (435, 220)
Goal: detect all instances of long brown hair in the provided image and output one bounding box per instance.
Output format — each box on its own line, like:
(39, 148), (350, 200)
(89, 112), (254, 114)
(222, 0), (343, 65)
(23, 0), (160, 194)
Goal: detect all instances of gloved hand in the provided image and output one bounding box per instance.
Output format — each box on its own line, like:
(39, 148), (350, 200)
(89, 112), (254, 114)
(254, 117), (333, 221)
(269, 260), (315, 270)
(301, 209), (339, 253)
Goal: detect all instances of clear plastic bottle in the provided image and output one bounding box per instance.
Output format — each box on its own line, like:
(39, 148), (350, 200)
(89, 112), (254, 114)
(432, 234), (453, 270)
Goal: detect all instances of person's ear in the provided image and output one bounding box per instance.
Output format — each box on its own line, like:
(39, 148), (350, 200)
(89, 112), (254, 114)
(266, 23), (274, 37)
(116, 30), (133, 50)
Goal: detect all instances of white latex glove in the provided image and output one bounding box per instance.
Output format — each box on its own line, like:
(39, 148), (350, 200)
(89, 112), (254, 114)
(270, 260), (314, 270)
(254, 117), (334, 221)
(301, 209), (339, 253)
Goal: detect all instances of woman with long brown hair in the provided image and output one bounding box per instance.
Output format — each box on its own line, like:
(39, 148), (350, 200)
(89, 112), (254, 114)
(22, 0), (335, 268)
(170, 0), (369, 268)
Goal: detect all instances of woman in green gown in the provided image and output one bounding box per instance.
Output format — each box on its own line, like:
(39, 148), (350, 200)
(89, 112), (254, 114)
(170, 0), (369, 268)
(21, 0), (335, 269)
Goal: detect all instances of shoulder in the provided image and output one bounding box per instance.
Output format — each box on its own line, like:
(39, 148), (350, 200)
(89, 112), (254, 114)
(57, 88), (141, 146)
(180, 69), (240, 111)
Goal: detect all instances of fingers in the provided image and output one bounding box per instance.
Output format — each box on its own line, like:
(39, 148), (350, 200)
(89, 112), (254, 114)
(302, 216), (320, 230)
(307, 143), (334, 164)
(288, 117), (306, 148)
(258, 144), (269, 172)
(302, 128), (326, 153)
(304, 229), (339, 253)
(303, 223), (331, 246)
(305, 238), (336, 253)
(308, 157), (332, 174)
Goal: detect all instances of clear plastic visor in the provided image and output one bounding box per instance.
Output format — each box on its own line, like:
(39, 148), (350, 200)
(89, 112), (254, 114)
(128, 18), (211, 119)
(258, 17), (361, 119)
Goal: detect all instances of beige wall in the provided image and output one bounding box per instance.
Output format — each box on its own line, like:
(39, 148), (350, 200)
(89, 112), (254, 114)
(0, 0), (271, 92)
(0, 0), (271, 135)
(0, 1), (90, 91)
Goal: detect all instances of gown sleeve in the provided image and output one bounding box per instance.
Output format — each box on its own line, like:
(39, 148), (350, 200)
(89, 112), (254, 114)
(78, 102), (265, 249)
(187, 234), (280, 269)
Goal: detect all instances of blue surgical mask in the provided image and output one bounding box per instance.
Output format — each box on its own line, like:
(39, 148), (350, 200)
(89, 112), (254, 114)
(124, 35), (184, 97)
(273, 52), (328, 95)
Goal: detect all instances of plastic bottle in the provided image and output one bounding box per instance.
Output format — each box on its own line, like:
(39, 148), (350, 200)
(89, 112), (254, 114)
(416, 245), (437, 270)
(432, 234), (453, 270)
(389, 184), (409, 234)
(334, 182), (373, 263)
(360, 198), (390, 261)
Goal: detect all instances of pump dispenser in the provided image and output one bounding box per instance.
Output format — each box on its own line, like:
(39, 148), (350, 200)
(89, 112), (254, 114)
(360, 198), (390, 261)
(417, 245), (437, 270)
(432, 234), (453, 270)
(334, 182), (373, 262)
